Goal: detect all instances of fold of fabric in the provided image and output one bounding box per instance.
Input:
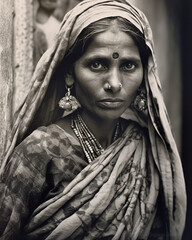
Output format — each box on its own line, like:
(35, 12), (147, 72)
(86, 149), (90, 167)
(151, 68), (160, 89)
(1, 0), (186, 239)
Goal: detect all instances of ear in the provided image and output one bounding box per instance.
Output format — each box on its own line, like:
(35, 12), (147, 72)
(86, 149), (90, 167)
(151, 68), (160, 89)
(65, 72), (75, 87)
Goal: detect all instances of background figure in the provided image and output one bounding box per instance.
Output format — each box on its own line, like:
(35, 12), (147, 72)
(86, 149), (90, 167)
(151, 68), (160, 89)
(54, 0), (84, 21)
(34, 0), (61, 65)
(33, 0), (84, 67)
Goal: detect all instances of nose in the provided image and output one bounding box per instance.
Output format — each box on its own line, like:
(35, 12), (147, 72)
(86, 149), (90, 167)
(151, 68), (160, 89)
(104, 68), (122, 93)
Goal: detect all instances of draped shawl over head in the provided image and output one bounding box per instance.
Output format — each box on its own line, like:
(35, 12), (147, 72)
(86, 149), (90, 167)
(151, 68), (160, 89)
(2, 0), (186, 238)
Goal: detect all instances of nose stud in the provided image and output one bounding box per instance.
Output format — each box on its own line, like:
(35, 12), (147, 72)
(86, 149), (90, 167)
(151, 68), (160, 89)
(105, 83), (122, 90)
(107, 83), (112, 90)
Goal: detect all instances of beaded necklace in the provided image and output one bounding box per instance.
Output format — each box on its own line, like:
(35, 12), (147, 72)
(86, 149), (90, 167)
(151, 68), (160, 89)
(71, 112), (120, 163)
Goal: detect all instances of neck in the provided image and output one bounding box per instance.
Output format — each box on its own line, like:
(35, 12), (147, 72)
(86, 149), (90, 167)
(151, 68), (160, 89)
(36, 8), (54, 24)
(80, 110), (119, 149)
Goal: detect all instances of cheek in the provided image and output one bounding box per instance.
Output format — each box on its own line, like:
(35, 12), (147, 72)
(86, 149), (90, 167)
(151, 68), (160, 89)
(74, 80), (96, 105)
(124, 71), (143, 94)
(136, 67), (144, 85)
(73, 68), (101, 102)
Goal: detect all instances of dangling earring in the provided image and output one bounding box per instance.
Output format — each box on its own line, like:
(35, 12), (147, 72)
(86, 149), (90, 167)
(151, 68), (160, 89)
(58, 85), (81, 111)
(133, 88), (147, 111)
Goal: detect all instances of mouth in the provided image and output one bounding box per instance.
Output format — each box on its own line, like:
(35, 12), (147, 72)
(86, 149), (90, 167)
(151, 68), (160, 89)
(97, 98), (124, 109)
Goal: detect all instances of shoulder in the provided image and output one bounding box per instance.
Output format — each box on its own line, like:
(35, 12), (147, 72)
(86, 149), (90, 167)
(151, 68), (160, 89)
(121, 118), (148, 137)
(5, 124), (73, 175)
(18, 124), (73, 157)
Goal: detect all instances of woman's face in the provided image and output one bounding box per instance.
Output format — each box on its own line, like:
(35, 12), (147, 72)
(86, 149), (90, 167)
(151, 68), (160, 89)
(39, 0), (58, 10)
(73, 27), (144, 121)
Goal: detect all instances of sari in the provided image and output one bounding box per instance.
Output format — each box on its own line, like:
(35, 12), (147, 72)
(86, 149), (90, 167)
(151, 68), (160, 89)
(0, 0), (186, 239)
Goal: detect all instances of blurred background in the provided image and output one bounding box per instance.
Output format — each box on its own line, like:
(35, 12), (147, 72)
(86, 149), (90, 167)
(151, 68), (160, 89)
(0, 0), (191, 238)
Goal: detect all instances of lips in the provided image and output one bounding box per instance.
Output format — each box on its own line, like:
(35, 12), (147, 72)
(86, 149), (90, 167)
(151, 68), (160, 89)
(97, 98), (124, 109)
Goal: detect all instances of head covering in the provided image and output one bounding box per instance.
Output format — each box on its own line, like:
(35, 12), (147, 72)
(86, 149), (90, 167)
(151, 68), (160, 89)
(2, 0), (186, 238)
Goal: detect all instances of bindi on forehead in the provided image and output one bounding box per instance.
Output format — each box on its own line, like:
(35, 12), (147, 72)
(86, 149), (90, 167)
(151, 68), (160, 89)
(112, 52), (119, 59)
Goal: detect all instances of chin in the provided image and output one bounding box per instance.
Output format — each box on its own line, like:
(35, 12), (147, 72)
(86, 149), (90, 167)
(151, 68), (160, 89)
(95, 108), (125, 121)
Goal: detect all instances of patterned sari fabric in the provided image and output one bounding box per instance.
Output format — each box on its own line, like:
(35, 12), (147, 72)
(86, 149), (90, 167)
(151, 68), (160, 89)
(1, 121), (161, 240)
(0, 0), (186, 239)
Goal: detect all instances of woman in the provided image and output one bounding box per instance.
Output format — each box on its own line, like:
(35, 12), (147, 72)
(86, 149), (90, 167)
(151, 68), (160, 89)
(34, 0), (61, 66)
(0, 0), (186, 239)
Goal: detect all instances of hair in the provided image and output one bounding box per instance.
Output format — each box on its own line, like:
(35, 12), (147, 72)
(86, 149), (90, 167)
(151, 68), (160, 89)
(63, 16), (149, 73)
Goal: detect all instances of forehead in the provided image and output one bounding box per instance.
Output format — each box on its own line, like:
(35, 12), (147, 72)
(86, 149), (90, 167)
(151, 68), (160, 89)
(84, 29), (140, 57)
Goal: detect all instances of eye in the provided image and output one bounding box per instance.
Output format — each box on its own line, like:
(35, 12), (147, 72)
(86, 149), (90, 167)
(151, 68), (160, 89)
(121, 61), (137, 71)
(89, 60), (106, 71)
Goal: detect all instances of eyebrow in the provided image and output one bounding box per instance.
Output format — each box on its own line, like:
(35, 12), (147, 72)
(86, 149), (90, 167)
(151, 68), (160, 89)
(86, 53), (141, 60)
(83, 54), (142, 63)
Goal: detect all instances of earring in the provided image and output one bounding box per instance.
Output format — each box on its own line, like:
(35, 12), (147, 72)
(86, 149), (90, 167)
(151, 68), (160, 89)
(58, 85), (81, 111)
(133, 88), (147, 111)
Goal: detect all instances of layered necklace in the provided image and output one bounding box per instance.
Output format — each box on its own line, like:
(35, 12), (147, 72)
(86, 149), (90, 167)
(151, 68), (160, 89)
(71, 112), (120, 163)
